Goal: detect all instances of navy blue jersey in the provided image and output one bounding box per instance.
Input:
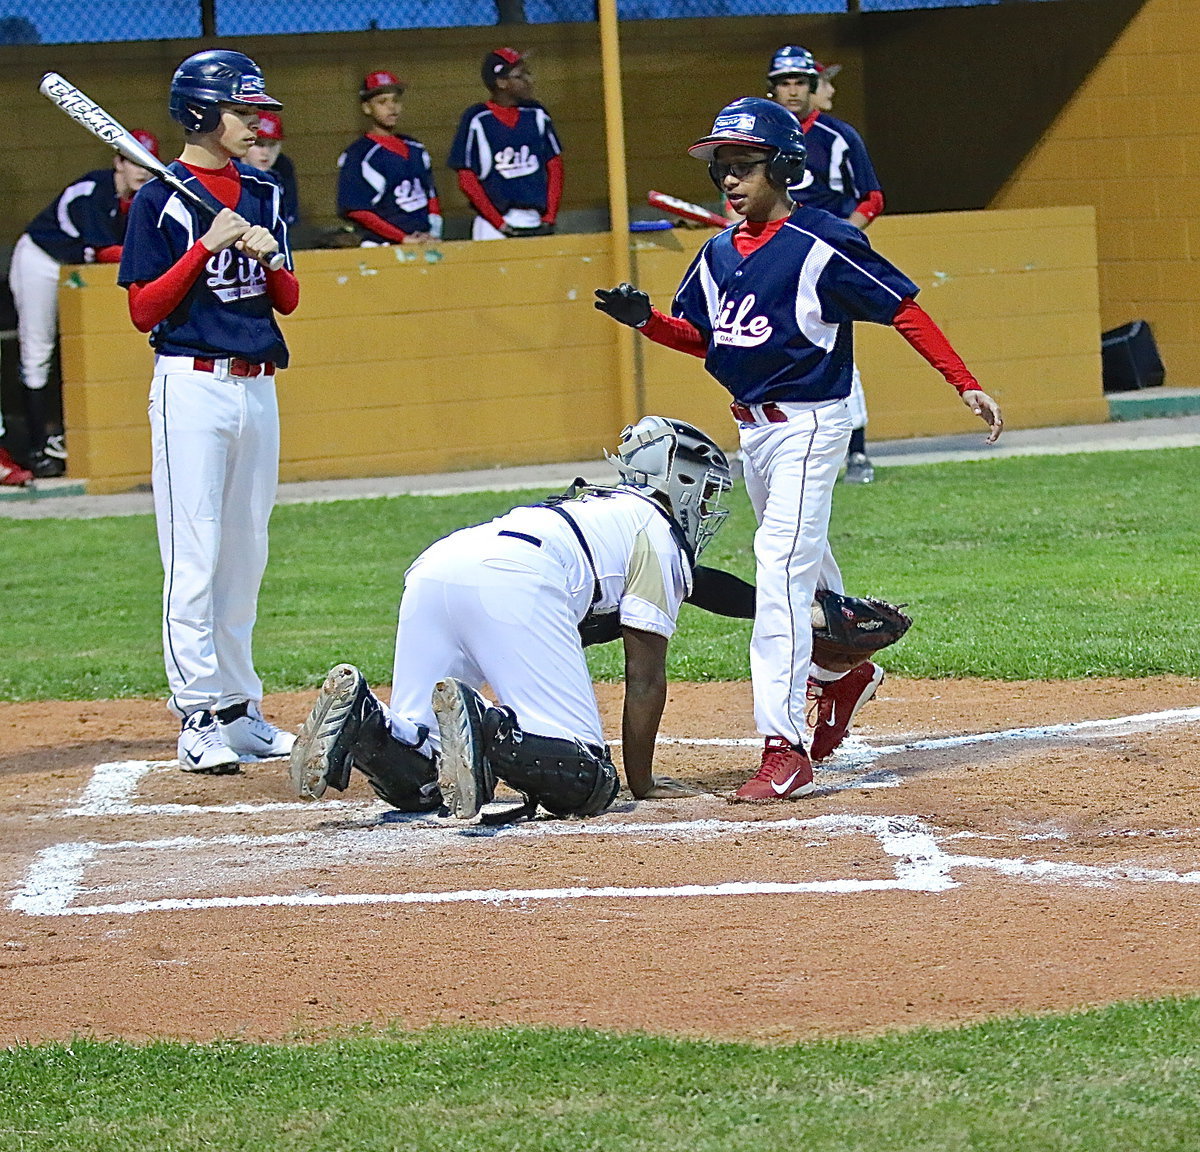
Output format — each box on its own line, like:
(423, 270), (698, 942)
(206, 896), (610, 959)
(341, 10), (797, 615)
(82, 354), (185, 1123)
(117, 161), (291, 366)
(268, 152), (300, 227)
(672, 206), (917, 405)
(24, 168), (128, 264)
(447, 101), (561, 214)
(337, 134), (437, 234)
(791, 113), (883, 220)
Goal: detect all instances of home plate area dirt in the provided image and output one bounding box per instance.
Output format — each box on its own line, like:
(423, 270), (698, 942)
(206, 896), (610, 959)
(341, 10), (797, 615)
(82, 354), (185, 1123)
(2, 677), (1200, 1046)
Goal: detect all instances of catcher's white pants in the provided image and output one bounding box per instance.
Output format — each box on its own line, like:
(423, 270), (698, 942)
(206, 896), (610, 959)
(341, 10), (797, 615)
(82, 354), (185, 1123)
(847, 364), (868, 430)
(471, 208), (541, 240)
(739, 398), (852, 746)
(386, 526), (604, 748)
(9, 234), (60, 394)
(149, 357), (279, 718)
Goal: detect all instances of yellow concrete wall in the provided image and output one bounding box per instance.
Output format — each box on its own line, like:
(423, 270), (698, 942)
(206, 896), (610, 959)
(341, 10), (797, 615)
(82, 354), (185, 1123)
(991, 0), (1200, 384)
(61, 204), (1102, 493)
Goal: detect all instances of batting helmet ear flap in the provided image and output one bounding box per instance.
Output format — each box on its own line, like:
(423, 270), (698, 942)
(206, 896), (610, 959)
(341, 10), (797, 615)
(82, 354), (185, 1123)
(707, 159), (724, 194)
(180, 101), (223, 134)
(768, 144), (807, 188)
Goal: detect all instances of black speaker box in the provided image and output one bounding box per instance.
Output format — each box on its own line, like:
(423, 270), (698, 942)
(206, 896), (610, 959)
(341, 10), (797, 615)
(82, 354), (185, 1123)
(1101, 320), (1165, 393)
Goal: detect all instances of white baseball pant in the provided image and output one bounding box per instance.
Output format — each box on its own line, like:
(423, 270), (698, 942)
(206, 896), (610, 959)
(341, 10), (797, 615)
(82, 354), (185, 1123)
(471, 207), (542, 241)
(847, 364), (868, 430)
(386, 526), (604, 748)
(8, 234), (61, 394)
(739, 398), (853, 746)
(149, 356), (280, 718)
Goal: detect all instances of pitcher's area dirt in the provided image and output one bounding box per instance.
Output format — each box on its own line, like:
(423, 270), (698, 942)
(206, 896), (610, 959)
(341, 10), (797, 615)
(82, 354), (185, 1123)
(2, 677), (1199, 1046)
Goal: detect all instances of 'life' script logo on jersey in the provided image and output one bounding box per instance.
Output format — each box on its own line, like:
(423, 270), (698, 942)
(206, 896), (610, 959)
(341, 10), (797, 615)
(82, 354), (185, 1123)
(206, 248), (267, 303)
(393, 179), (429, 213)
(713, 294), (773, 347)
(495, 145), (540, 180)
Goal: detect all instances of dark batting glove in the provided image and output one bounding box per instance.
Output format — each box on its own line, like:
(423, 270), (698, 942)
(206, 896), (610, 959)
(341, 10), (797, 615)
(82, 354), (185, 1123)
(593, 283), (652, 328)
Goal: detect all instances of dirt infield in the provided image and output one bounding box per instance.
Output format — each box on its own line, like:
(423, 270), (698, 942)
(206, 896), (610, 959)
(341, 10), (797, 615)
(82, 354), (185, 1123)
(3, 677), (1200, 1046)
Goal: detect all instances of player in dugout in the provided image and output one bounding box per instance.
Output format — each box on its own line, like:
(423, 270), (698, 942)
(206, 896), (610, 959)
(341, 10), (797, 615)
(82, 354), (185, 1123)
(8, 129), (159, 479)
(768, 46), (885, 484)
(245, 110), (299, 229)
(449, 48), (562, 239)
(337, 69), (442, 245)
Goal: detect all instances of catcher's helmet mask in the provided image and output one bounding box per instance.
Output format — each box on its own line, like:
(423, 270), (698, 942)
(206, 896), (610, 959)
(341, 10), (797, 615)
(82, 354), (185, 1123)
(169, 50), (282, 135)
(607, 416), (732, 557)
(689, 97), (807, 192)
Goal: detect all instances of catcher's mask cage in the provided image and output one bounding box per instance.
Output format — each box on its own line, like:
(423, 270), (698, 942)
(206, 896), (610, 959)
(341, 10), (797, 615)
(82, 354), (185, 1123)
(607, 415), (732, 556)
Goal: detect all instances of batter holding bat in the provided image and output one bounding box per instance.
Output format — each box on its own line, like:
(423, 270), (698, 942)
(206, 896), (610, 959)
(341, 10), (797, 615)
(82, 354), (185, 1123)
(117, 49), (299, 773)
(596, 97), (1002, 800)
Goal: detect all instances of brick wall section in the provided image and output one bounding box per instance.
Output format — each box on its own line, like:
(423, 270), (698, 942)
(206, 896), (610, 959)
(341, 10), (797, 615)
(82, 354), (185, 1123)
(991, 0), (1200, 384)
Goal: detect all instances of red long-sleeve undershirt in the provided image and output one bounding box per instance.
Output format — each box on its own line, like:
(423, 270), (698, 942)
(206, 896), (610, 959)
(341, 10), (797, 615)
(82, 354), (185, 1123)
(127, 160), (298, 332)
(638, 218), (980, 394)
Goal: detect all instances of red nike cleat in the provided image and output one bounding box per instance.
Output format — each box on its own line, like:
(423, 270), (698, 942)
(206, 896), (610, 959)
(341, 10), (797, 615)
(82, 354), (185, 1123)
(0, 447), (32, 487)
(734, 737), (815, 801)
(807, 661), (885, 762)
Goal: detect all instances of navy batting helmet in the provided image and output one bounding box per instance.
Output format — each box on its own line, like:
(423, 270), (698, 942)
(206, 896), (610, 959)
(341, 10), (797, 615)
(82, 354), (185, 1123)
(169, 50), (282, 134)
(767, 45), (818, 82)
(688, 97), (807, 190)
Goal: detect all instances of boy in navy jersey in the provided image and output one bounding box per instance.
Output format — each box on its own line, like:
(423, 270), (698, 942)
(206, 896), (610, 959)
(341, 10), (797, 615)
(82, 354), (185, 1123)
(596, 98), (1002, 802)
(449, 48), (562, 240)
(118, 50), (300, 774)
(9, 131), (158, 478)
(769, 45), (885, 483)
(337, 70), (441, 245)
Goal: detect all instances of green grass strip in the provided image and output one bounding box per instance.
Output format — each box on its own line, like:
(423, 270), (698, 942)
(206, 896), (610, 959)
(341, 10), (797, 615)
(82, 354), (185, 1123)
(4, 449), (1200, 701)
(2, 998), (1200, 1150)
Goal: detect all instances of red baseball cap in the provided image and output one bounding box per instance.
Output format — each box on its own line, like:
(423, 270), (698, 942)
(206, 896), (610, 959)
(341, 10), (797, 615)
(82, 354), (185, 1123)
(816, 61), (842, 79)
(130, 129), (159, 158)
(482, 47), (524, 88)
(360, 70), (405, 100)
(256, 111), (284, 140)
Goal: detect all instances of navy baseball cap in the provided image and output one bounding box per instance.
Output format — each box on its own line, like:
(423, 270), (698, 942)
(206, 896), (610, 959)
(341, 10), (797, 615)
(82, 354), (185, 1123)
(483, 47), (524, 88)
(767, 45), (817, 80)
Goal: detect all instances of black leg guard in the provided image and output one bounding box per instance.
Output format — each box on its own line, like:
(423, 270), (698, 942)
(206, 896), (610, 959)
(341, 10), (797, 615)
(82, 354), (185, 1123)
(486, 713), (619, 819)
(351, 706), (442, 812)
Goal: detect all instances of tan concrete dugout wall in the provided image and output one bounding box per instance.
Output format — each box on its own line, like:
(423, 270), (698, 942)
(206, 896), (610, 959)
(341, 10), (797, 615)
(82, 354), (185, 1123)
(0, 16), (860, 244)
(62, 204), (1102, 493)
(989, 0), (1200, 385)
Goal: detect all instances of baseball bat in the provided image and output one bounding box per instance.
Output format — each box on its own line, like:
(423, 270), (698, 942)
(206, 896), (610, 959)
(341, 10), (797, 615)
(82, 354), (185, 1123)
(39, 72), (287, 272)
(647, 190), (730, 230)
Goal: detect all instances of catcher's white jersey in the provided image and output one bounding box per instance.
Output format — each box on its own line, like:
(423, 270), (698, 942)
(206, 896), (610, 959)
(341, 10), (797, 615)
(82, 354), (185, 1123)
(385, 489), (690, 748)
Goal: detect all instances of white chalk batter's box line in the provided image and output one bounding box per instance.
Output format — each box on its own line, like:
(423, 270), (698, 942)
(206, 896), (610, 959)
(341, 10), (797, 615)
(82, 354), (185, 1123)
(10, 812), (1200, 919)
(52, 704), (1200, 820)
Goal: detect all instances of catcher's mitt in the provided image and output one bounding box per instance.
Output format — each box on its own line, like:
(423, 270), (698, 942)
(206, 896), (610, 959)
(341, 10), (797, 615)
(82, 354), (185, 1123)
(811, 589), (912, 674)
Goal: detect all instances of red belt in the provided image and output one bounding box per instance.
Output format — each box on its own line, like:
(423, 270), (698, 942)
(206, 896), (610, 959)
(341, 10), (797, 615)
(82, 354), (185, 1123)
(193, 357), (275, 378)
(731, 401), (788, 424)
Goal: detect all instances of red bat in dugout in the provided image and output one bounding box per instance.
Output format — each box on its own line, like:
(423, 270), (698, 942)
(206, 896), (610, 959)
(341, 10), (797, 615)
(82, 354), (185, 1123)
(38, 72), (287, 272)
(647, 190), (730, 229)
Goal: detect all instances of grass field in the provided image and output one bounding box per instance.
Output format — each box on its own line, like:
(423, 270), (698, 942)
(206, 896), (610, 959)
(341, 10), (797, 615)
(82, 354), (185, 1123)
(5, 448), (1200, 1147)
(3, 448), (1200, 700)
(3, 999), (1200, 1151)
